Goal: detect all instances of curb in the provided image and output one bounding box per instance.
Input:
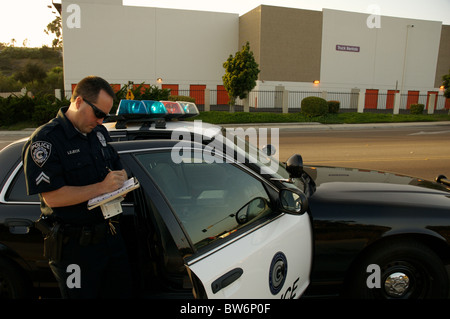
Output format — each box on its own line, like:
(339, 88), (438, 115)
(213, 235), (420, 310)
(221, 121), (450, 131)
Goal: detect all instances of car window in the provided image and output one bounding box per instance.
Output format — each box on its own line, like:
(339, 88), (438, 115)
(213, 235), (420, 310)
(5, 166), (39, 203)
(134, 150), (273, 249)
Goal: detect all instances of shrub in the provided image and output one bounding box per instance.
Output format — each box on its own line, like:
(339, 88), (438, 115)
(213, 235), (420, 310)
(32, 104), (60, 125)
(168, 95), (196, 103)
(327, 100), (340, 114)
(301, 96), (328, 117)
(410, 103), (424, 115)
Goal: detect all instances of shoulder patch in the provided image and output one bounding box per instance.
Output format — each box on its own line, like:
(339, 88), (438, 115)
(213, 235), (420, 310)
(97, 131), (107, 147)
(30, 141), (52, 167)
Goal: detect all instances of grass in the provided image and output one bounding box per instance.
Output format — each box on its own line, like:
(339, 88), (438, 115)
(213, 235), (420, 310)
(190, 111), (450, 125)
(2, 111), (449, 130)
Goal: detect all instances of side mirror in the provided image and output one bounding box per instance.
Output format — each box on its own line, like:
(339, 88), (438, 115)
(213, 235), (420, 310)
(262, 144), (276, 156)
(286, 154), (303, 178)
(279, 188), (308, 215)
(236, 197), (269, 225)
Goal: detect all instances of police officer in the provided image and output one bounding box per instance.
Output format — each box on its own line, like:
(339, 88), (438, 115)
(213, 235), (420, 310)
(22, 76), (133, 298)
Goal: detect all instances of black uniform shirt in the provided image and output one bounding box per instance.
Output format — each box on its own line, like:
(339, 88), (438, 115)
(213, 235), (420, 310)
(22, 107), (122, 225)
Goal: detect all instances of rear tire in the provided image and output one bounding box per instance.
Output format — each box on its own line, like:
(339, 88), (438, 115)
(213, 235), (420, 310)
(0, 257), (30, 298)
(344, 240), (449, 299)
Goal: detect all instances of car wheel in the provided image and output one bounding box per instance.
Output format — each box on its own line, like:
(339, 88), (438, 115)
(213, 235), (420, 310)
(344, 240), (449, 299)
(0, 257), (30, 298)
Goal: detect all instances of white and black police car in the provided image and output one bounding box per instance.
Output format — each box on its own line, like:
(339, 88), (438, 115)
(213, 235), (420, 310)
(1, 99), (450, 300)
(0, 100), (313, 299)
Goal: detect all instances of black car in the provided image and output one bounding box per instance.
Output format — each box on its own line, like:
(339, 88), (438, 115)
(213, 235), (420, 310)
(1, 101), (450, 299)
(0, 136), (313, 299)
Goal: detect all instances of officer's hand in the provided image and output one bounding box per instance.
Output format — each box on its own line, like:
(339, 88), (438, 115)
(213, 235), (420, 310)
(102, 169), (127, 193)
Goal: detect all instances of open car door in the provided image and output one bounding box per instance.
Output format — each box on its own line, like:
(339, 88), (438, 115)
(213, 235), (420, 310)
(132, 147), (313, 299)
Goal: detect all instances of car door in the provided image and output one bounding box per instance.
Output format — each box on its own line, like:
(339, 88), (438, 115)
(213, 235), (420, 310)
(131, 146), (313, 299)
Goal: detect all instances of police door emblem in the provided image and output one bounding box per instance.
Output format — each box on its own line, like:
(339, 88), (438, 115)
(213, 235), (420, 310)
(97, 132), (107, 147)
(269, 252), (288, 295)
(30, 141), (52, 167)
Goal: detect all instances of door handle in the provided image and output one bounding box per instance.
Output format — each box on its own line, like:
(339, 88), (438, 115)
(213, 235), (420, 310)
(211, 268), (243, 294)
(4, 218), (34, 234)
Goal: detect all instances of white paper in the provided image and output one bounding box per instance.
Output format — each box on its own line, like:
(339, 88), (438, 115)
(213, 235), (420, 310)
(88, 177), (138, 207)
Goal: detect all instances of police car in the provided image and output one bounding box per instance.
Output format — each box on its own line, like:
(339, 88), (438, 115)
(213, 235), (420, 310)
(0, 100), (313, 299)
(2, 100), (450, 299)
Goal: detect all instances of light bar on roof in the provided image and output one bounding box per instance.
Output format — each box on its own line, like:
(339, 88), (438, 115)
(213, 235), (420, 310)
(160, 101), (185, 118)
(117, 99), (147, 115)
(177, 101), (200, 116)
(141, 100), (167, 116)
(116, 99), (199, 120)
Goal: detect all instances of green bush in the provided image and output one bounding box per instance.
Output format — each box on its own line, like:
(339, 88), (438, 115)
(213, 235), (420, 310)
(32, 104), (60, 125)
(410, 103), (424, 115)
(0, 94), (35, 126)
(301, 96), (328, 117)
(327, 100), (340, 114)
(0, 92), (69, 127)
(168, 95), (196, 103)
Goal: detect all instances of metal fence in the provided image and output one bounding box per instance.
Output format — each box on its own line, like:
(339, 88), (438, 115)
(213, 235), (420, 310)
(60, 87), (449, 114)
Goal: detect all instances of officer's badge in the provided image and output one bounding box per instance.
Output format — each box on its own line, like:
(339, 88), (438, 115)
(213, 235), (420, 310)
(97, 132), (107, 147)
(30, 141), (52, 168)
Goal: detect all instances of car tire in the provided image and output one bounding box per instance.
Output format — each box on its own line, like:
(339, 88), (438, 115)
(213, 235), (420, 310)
(343, 240), (449, 299)
(0, 257), (30, 298)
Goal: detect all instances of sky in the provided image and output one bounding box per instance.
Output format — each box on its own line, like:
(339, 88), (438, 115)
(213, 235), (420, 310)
(1, 0), (450, 48)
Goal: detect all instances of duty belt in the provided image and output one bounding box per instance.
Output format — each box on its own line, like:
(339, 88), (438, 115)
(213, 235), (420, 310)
(63, 221), (112, 246)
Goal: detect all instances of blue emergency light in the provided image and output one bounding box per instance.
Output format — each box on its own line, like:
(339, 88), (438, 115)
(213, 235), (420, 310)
(112, 99), (199, 126)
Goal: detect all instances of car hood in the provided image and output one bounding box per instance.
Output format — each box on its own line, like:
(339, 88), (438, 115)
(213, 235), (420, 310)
(305, 165), (450, 209)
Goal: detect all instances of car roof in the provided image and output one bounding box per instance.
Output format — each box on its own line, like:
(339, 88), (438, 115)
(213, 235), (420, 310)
(111, 138), (204, 153)
(103, 119), (222, 141)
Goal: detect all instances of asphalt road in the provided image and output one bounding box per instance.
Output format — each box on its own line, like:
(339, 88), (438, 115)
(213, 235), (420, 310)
(271, 122), (450, 181)
(1, 122), (450, 181)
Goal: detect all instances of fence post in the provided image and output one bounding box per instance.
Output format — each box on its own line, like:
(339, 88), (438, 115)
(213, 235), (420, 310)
(357, 91), (365, 113)
(275, 86), (284, 109)
(282, 90), (289, 113)
(204, 89), (210, 112)
(427, 94), (435, 115)
(55, 89), (62, 100)
(350, 88), (360, 109)
(393, 93), (401, 114)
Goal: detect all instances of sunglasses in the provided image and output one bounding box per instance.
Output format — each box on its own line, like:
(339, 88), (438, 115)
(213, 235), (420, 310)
(83, 98), (108, 119)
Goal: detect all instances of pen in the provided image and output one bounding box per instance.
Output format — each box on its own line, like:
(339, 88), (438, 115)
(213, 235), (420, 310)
(106, 166), (112, 172)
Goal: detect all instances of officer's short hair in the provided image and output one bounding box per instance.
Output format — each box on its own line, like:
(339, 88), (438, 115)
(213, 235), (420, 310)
(71, 76), (116, 103)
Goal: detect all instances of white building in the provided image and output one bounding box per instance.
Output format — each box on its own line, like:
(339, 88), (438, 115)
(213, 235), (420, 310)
(59, 0), (450, 110)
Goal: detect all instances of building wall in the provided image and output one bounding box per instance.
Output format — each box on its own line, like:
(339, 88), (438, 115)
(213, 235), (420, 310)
(239, 6), (261, 68)
(320, 9), (442, 92)
(61, 0), (447, 99)
(239, 6), (322, 83)
(61, 0), (238, 92)
(259, 6), (322, 83)
(435, 25), (450, 88)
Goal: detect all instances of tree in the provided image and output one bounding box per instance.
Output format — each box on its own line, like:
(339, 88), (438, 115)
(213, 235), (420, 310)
(443, 70), (450, 99)
(44, 16), (63, 48)
(222, 42), (260, 112)
(14, 62), (47, 84)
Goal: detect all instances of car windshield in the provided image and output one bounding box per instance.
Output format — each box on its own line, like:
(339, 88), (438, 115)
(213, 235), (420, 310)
(219, 127), (290, 180)
(218, 127), (311, 195)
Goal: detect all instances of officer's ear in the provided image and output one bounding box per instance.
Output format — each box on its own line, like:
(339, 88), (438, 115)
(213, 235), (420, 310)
(73, 96), (83, 110)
